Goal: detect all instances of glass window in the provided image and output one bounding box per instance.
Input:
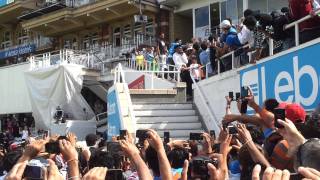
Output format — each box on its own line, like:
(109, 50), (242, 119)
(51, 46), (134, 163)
(194, 6), (210, 38)
(210, 3), (220, 36)
(221, 1), (227, 22)
(195, 6), (209, 28)
(267, 0), (288, 12)
(226, 0), (239, 25)
(248, 0), (267, 13)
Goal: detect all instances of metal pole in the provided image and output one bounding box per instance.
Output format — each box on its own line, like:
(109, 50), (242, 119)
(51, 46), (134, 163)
(269, 38), (274, 56)
(295, 24), (299, 46)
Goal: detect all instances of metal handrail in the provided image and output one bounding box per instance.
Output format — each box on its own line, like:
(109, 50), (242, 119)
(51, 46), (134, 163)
(189, 70), (220, 131)
(284, 9), (320, 46)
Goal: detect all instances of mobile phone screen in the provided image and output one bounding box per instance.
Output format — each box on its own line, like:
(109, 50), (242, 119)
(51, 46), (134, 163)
(241, 86), (249, 98)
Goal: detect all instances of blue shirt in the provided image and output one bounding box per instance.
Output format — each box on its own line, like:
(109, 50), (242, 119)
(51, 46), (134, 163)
(199, 50), (212, 74)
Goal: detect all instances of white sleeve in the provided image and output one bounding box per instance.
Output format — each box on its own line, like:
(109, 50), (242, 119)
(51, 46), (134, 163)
(173, 53), (178, 65)
(182, 53), (188, 64)
(238, 26), (250, 45)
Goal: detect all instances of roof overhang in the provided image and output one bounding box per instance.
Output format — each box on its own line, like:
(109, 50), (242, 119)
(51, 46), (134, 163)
(21, 0), (159, 36)
(0, 0), (37, 25)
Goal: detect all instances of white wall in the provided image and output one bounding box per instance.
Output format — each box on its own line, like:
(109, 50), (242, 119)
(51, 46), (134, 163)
(194, 70), (241, 132)
(0, 63), (32, 114)
(123, 68), (176, 89)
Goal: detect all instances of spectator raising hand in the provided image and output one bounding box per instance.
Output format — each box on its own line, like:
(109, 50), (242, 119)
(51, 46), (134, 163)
(298, 167), (320, 180)
(83, 167), (108, 180)
(4, 161), (28, 180)
(47, 159), (64, 180)
(252, 164), (290, 180)
(276, 119), (305, 157)
(207, 153), (227, 180)
(20, 139), (47, 162)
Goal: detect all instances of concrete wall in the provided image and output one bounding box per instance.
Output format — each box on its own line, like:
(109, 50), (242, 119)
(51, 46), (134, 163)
(193, 70), (241, 132)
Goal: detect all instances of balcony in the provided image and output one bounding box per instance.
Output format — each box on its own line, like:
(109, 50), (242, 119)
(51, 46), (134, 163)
(20, 0), (158, 36)
(0, 0), (38, 25)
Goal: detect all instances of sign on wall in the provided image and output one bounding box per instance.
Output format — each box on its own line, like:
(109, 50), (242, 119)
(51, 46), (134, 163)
(240, 42), (320, 111)
(106, 86), (122, 140)
(0, 44), (36, 60)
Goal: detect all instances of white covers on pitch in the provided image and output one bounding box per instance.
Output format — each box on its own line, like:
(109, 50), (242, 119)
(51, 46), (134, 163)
(24, 64), (95, 130)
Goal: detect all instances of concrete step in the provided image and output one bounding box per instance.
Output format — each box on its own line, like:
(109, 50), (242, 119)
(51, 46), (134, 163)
(153, 129), (204, 139)
(136, 122), (202, 130)
(134, 110), (196, 117)
(136, 116), (199, 123)
(133, 103), (193, 110)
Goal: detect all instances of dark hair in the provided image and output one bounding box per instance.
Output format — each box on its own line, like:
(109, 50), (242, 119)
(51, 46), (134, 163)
(3, 150), (23, 172)
(168, 147), (189, 169)
(193, 43), (200, 51)
(89, 150), (114, 169)
(238, 146), (255, 180)
(264, 99), (279, 112)
(296, 138), (320, 171)
(200, 42), (207, 51)
(243, 16), (257, 29)
(145, 147), (160, 176)
(85, 134), (97, 146)
(244, 9), (254, 17)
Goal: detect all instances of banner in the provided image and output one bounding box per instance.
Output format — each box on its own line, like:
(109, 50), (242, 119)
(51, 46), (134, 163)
(0, 44), (36, 60)
(107, 86), (122, 140)
(128, 75), (145, 89)
(240, 41), (320, 111)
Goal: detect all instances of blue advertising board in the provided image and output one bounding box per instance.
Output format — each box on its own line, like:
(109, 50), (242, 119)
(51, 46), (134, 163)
(106, 86), (122, 140)
(0, 44), (36, 60)
(0, 0), (7, 7)
(240, 41), (320, 111)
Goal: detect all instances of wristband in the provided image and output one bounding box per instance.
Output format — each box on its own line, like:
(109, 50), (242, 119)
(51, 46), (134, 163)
(68, 176), (80, 180)
(66, 159), (78, 164)
(243, 139), (253, 147)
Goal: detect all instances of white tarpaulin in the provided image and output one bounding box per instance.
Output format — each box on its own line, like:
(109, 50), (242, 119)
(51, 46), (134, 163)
(24, 64), (95, 130)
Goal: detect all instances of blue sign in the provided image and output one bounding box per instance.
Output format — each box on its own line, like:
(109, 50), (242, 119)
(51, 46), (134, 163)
(0, 44), (36, 60)
(106, 87), (122, 140)
(0, 0), (7, 7)
(240, 42), (320, 111)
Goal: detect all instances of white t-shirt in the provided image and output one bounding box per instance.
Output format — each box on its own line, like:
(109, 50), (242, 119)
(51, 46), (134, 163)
(237, 25), (254, 45)
(21, 130), (28, 140)
(190, 64), (201, 80)
(173, 52), (188, 70)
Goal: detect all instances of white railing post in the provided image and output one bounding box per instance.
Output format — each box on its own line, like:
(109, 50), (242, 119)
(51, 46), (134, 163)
(151, 73), (154, 89)
(269, 38), (274, 56)
(217, 60), (220, 75)
(295, 24), (300, 46)
(231, 51), (235, 69)
(206, 64), (209, 79)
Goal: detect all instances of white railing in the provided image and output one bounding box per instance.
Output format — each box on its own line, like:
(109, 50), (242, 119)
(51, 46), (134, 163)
(113, 63), (137, 131)
(284, 8), (320, 46)
(189, 70), (220, 131)
(125, 58), (181, 88)
(29, 49), (96, 70)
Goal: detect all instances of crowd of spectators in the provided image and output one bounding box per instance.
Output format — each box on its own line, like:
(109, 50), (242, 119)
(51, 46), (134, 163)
(0, 89), (320, 180)
(128, 1), (320, 97)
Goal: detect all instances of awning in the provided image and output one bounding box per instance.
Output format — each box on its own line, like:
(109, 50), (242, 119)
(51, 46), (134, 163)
(18, 2), (66, 20)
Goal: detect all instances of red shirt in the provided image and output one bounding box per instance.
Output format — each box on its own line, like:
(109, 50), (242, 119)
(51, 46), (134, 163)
(289, 0), (320, 31)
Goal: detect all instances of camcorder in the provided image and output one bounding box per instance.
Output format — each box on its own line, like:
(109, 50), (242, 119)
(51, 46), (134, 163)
(45, 136), (68, 154)
(190, 158), (218, 178)
(189, 133), (203, 141)
(136, 129), (149, 148)
(106, 169), (124, 180)
(23, 158), (49, 180)
(107, 142), (123, 156)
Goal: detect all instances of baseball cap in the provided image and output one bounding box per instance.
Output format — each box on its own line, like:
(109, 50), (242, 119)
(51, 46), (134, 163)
(277, 103), (306, 123)
(220, 20), (231, 29)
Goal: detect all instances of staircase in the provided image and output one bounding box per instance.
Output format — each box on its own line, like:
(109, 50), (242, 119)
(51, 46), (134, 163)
(131, 90), (205, 140)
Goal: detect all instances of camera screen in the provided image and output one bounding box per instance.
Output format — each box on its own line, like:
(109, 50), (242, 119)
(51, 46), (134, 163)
(24, 165), (43, 179)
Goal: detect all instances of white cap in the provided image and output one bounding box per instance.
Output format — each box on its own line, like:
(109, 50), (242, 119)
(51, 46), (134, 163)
(220, 20), (231, 29)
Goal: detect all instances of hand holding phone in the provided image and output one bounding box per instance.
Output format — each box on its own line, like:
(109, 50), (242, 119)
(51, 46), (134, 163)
(274, 108), (285, 128)
(190, 133), (203, 141)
